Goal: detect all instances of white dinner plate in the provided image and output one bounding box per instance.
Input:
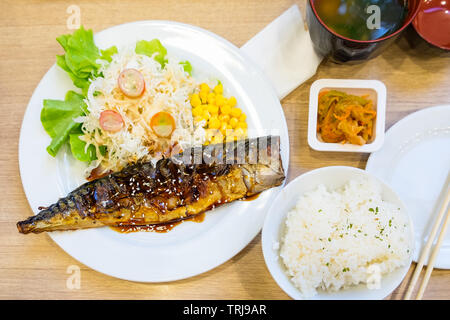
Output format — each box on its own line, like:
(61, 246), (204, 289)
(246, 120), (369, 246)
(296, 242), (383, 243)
(18, 21), (289, 282)
(366, 105), (450, 269)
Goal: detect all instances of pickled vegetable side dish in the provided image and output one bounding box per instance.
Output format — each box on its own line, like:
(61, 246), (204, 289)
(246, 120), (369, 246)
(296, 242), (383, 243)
(317, 90), (376, 146)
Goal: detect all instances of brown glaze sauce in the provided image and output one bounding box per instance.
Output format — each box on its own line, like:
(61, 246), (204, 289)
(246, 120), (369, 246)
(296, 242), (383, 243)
(242, 193), (260, 201)
(92, 159), (231, 217)
(87, 166), (112, 181)
(110, 212), (206, 234)
(101, 157), (258, 234)
(110, 222), (182, 233)
(110, 191), (260, 234)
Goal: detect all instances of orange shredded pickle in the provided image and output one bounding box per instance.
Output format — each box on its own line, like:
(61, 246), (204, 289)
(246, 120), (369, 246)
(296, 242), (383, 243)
(317, 90), (376, 146)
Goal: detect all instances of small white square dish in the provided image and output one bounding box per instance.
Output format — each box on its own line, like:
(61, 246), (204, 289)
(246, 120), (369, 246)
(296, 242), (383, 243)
(308, 79), (386, 153)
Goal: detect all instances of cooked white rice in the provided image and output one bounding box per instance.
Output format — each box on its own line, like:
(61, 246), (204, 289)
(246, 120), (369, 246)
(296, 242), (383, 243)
(279, 178), (412, 298)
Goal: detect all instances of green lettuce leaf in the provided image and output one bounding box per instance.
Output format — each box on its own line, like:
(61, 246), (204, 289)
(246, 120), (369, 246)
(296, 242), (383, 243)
(41, 91), (87, 157)
(69, 126), (107, 162)
(56, 54), (91, 95)
(100, 45), (118, 63)
(57, 26), (100, 78)
(69, 131), (97, 162)
(180, 60), (192, 75)
(55, 27), (116, 95)
(135, 39), (168, 67)
(45, 27), (120, 159)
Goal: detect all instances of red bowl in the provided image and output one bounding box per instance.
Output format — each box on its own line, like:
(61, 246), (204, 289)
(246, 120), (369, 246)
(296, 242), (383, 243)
(307, 0), (421, 63)
(413, 0), (450, 50)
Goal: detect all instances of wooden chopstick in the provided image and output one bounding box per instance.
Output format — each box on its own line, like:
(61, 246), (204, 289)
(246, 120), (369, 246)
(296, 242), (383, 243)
(404, 185), (450, 300)
(415, 206), (450, 299)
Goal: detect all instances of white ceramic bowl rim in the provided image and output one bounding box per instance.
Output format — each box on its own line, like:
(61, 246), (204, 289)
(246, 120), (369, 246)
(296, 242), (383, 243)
(262, 166), (414, 300)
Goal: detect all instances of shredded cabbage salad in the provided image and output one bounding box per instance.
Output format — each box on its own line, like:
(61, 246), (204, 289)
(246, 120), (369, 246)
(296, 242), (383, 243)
(41, 26), (206, 177)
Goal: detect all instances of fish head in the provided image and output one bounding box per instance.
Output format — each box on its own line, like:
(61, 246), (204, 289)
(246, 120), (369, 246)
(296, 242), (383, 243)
(240, 136), (285, 195)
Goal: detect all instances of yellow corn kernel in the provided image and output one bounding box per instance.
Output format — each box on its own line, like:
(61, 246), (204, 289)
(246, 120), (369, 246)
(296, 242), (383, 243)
(237, 121), (247, 129)
(234, 127), (246, 137)
(205, 129), (215, 140)
(227, 125), (234, 136)
(208, 116), (220, 129)
(213, 83), (223, 95)
(211, 134), (223, 144)
(229, 117), (239, 129)
(239, 113), (246, 122)
(218, 114), (230, 123)
(223, 124), (233, 135)
(190, 93), (201, 107)
(199, 91), (208, 104)
(199, 105), (207, 117)
(215, 94), (225, 107)
(194, 116), (203, 123)
(207, 104), (219, 115)
(225, 134), (236, 142)
(200, 83), (210, 92)
(230, 107), (242, 118)
(207, 92), (216, 104)
(204, 141), (210, 146)
(202, 109), (211, 119)
(192, 106), (202, 117)
(219, 122), (228, 135)
(220, 104), (231, 115)
(228, 96), (237, 107)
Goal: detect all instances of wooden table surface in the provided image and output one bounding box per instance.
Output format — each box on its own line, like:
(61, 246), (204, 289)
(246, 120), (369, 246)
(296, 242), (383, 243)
(1, 0), (449, 300)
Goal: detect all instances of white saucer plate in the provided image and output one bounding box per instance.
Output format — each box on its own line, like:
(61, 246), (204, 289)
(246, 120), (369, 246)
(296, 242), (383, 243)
(366, 105), (450, 269)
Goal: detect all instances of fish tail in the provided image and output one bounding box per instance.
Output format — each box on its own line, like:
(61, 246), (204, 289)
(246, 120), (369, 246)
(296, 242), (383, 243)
(17, 206), (59, 234)
(17, 195), (84, 234)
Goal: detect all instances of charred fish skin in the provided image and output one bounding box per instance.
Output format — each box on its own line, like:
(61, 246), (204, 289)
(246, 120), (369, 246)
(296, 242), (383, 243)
(17, 136), (285, 234)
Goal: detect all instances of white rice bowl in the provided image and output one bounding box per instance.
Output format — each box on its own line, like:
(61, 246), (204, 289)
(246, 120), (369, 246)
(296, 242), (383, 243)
(279, 177), (412, 298)
(261, 166), (414, 300)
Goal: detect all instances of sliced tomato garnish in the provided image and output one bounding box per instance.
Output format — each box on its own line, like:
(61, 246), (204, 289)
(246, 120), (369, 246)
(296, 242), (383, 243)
(150, 112), (176, 138)
(99, 110), (124, 133)
(118, 68), (145, 98)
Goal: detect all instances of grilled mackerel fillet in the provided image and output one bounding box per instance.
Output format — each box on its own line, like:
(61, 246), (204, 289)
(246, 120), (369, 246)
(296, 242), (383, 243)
(17, 136), (285, 234)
